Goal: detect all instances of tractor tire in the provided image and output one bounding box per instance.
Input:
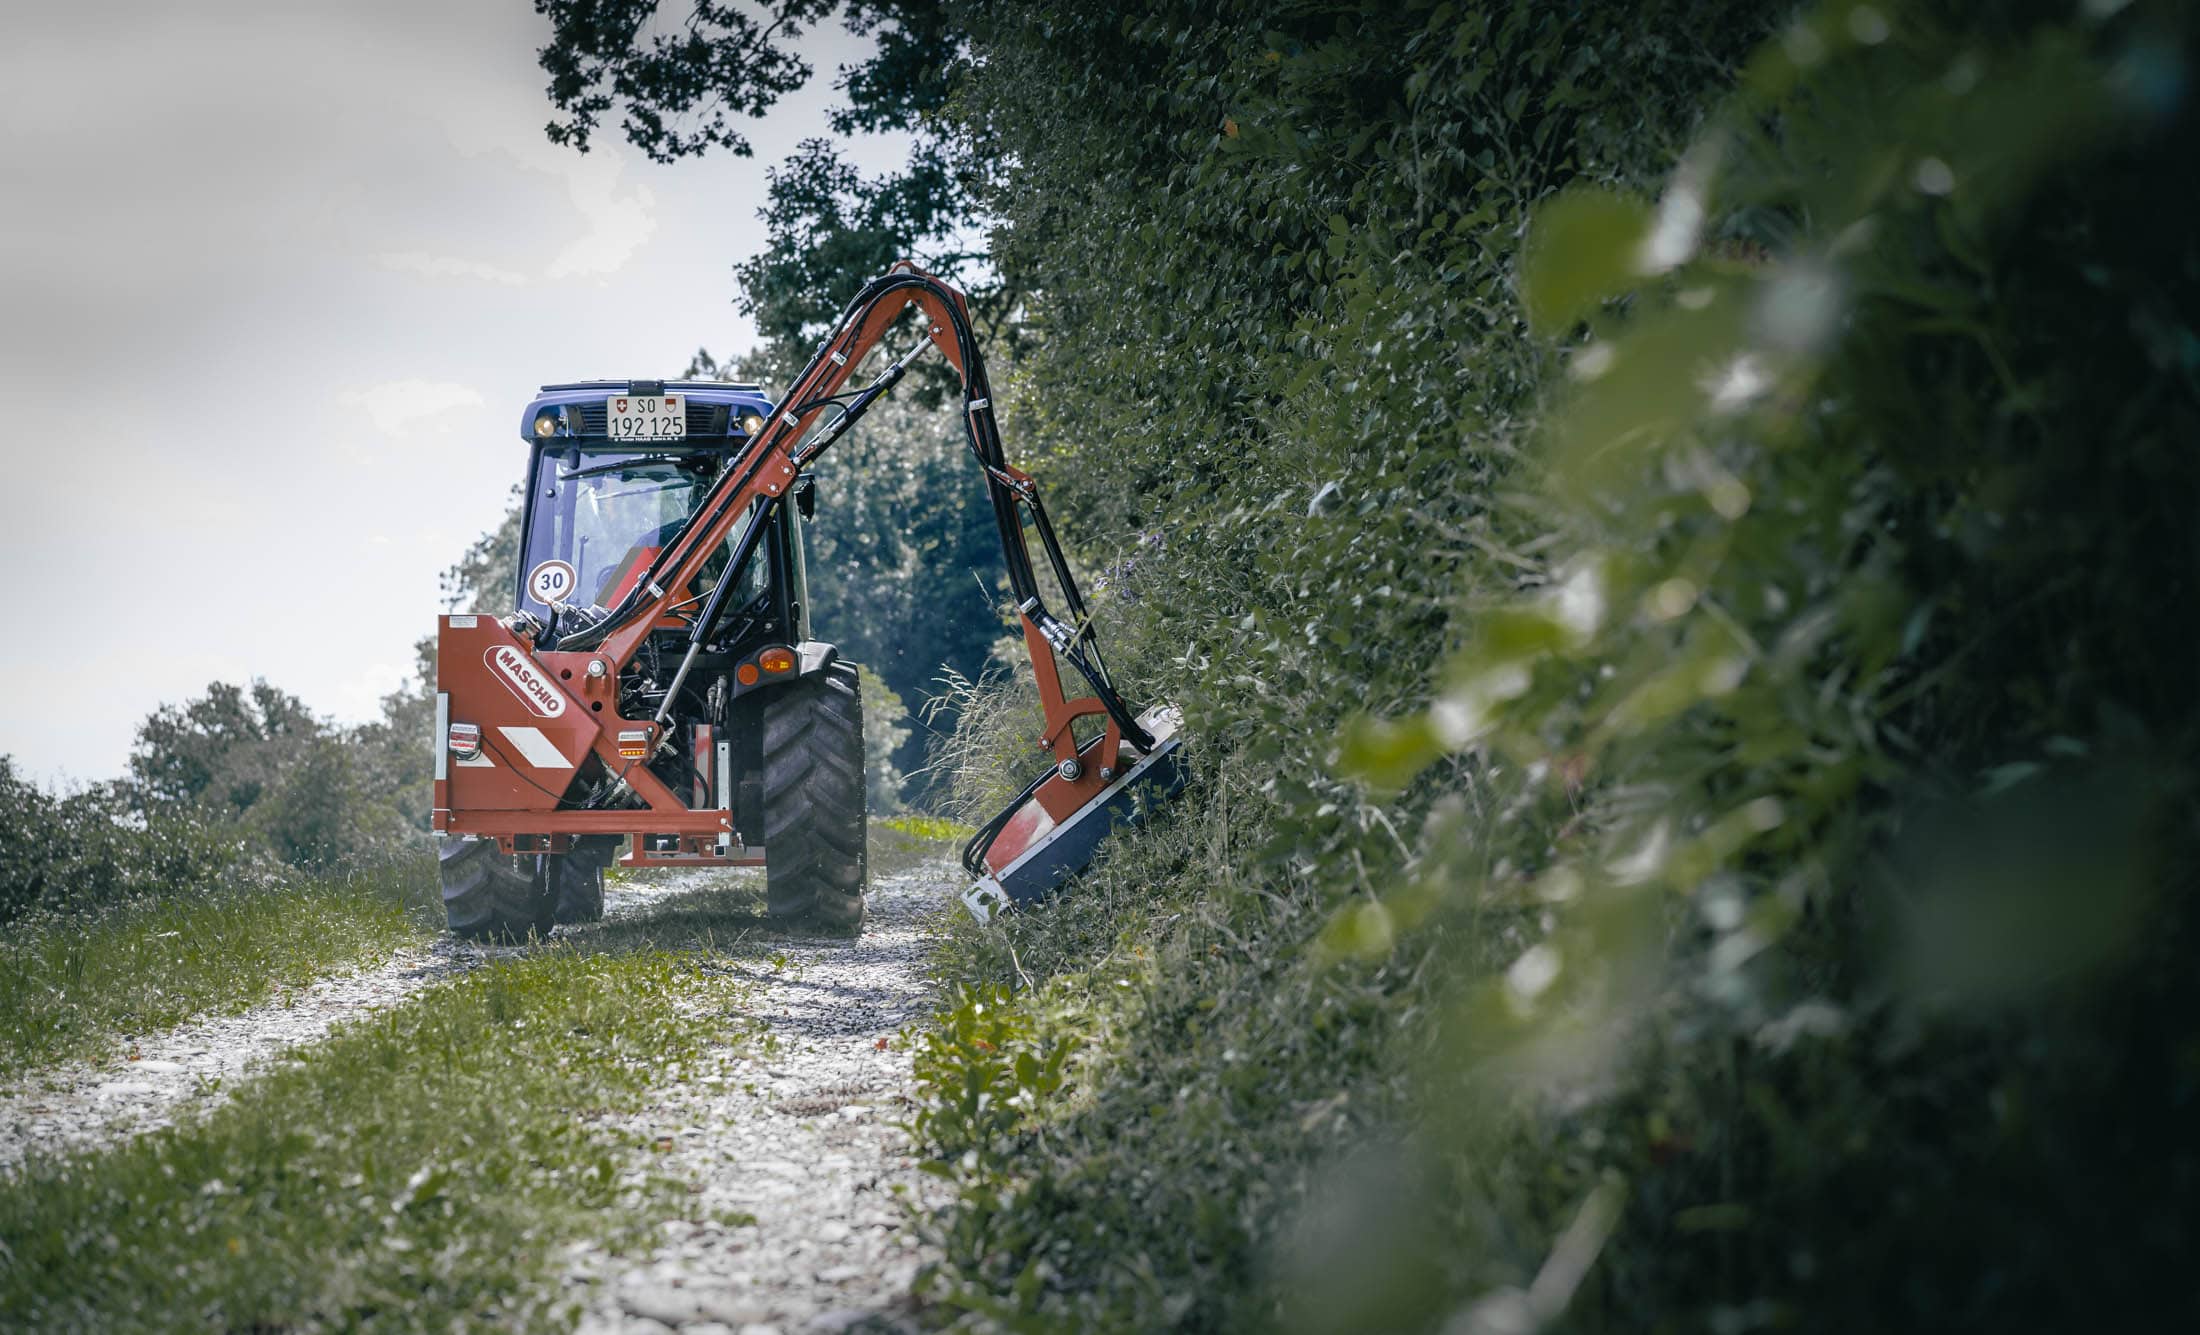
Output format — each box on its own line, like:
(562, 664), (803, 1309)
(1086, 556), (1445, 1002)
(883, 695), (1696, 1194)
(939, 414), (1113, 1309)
(760, 661), (868, 929)
(439, 836), (555, 943)
(550, 856), (605, 925)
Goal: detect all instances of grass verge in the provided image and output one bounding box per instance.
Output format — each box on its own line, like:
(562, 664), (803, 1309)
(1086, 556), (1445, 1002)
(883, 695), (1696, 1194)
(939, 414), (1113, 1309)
(0, 853), (438, 1077)
(906, 771), (1399, 1330)
(0, 943), (747, 1332)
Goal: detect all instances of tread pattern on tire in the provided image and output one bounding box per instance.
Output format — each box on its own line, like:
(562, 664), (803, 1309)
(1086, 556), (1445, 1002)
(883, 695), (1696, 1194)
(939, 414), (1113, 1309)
(439, 836), (555, 942)
(760, 661), (868, 928)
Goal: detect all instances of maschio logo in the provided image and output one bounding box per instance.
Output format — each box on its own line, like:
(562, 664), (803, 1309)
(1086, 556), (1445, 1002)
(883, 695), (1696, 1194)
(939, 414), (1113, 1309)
(484, 644), (567, 719)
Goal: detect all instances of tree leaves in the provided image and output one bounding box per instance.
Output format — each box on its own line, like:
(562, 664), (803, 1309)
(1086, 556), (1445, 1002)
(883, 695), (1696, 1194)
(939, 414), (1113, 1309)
(1518, 187), (1649, 335)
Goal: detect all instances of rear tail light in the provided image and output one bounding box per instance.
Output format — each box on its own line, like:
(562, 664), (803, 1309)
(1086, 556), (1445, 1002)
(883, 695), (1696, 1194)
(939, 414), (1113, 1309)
(448, 722), (482, 760)
(617, 728), (653, 760)
(758, 646), (797, 675)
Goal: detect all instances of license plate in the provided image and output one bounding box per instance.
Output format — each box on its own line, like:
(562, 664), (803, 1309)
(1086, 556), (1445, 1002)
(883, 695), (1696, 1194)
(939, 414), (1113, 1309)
(606, 394), (685, 441)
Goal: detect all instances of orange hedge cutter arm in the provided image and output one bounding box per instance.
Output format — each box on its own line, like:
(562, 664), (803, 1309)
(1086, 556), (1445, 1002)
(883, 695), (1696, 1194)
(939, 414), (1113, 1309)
(555, 261), (1157, 877)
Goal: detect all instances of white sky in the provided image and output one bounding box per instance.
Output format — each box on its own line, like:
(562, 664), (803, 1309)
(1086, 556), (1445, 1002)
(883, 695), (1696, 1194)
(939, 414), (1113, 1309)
(0, 0), (906, 785)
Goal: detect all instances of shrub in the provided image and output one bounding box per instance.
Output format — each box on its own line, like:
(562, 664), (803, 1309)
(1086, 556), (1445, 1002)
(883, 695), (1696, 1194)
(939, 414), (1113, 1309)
(906, 0), (2200, 1329)
(0, 759), (253, 924)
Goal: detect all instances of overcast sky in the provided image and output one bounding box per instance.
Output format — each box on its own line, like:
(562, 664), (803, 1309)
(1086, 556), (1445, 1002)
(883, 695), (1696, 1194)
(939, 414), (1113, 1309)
(0, 0), (905, 785)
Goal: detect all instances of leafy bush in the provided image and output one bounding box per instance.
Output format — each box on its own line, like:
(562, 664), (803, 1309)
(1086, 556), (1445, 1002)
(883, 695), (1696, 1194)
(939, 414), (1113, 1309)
(0, 758), (252, 924)
(897, 0), (2200, 1329)
(1330, 5), (2200, 1327)
(905, 982), (1086, 1318)
(127, 680), (416, 870)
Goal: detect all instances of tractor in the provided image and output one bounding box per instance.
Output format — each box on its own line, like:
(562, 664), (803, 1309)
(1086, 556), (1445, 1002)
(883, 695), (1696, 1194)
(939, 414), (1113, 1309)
(430, 264), (1183, 942)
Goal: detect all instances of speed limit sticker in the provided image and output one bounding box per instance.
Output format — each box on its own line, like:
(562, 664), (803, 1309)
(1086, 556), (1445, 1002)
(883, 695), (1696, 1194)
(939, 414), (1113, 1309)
(527, 559), (578, 605)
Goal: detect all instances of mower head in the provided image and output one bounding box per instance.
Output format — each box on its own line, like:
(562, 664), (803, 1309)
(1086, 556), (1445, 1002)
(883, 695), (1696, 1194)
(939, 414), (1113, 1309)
(960, 704), (1188, 920)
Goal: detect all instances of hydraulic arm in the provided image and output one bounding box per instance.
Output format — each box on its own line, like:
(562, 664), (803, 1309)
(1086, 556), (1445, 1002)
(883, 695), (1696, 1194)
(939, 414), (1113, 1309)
(544, 261), (1184, 909)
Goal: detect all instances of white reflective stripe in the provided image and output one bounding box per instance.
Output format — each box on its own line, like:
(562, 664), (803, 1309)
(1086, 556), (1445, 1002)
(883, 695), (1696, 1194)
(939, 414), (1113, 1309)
(498, 725), (574, 769)
(454, 753), (495, 768)
(433, 692), (450, 781)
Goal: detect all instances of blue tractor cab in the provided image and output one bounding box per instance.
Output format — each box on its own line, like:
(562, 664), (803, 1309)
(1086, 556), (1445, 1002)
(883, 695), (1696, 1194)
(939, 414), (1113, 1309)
(510, 380), (789, 624)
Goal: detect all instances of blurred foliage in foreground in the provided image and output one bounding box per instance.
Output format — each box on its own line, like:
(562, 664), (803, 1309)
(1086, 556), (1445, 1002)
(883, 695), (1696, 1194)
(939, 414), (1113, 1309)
(879, 0), (2200, 1329)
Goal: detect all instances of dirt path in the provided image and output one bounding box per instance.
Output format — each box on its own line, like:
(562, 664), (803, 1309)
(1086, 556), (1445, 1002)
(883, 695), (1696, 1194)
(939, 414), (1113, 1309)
(0, 874), (710, 1170)
(567, 862), (948, 1334)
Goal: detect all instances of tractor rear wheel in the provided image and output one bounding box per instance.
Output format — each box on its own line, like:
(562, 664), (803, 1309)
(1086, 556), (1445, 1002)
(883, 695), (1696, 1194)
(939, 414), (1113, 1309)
(760, 662), (867, 929)
(439, 837), (556, 943)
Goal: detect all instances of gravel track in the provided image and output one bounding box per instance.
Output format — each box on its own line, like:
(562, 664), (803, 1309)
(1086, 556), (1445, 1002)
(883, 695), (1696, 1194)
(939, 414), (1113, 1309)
(0, 854), (957, 1333)
(568, 862), (949, 1335)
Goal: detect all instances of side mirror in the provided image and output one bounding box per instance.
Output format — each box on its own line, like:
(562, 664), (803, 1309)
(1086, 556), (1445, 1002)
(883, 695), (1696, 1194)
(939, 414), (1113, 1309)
(793, 474), (818, 520)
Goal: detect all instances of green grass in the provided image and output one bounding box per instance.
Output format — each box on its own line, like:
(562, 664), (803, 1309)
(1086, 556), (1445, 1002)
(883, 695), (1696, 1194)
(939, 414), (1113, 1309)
(0, 941), (751, 1332)
(870, 814), (970, 877)
(0, 855), (438, 1076)
(878, 814), (975, 842)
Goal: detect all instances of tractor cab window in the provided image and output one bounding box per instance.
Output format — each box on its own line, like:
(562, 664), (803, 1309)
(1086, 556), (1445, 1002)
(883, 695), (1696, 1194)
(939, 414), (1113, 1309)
(519, 446), (738, 614)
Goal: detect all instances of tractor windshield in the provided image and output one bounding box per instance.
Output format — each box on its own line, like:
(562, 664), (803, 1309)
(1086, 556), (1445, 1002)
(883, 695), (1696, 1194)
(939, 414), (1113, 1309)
(518, 445), (749, 614)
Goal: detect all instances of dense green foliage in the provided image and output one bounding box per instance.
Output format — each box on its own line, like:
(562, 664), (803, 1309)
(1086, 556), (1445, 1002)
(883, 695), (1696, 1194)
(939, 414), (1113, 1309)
(130, 678), (424, 869)
(901, 1), (1781, 1322)
(888, 1), (2199, 1329)
(0, 945), (745, 1330)
(0, 758), (252, 924)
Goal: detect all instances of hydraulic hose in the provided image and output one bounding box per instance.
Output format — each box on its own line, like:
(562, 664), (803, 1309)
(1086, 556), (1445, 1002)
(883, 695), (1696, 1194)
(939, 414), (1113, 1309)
(961, 765), (1051, 880)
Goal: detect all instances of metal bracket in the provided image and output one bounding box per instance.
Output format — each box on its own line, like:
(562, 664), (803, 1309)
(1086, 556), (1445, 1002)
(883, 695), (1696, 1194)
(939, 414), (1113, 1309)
(962, 877), (1012, 923)
(715, 739), (733, 856)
